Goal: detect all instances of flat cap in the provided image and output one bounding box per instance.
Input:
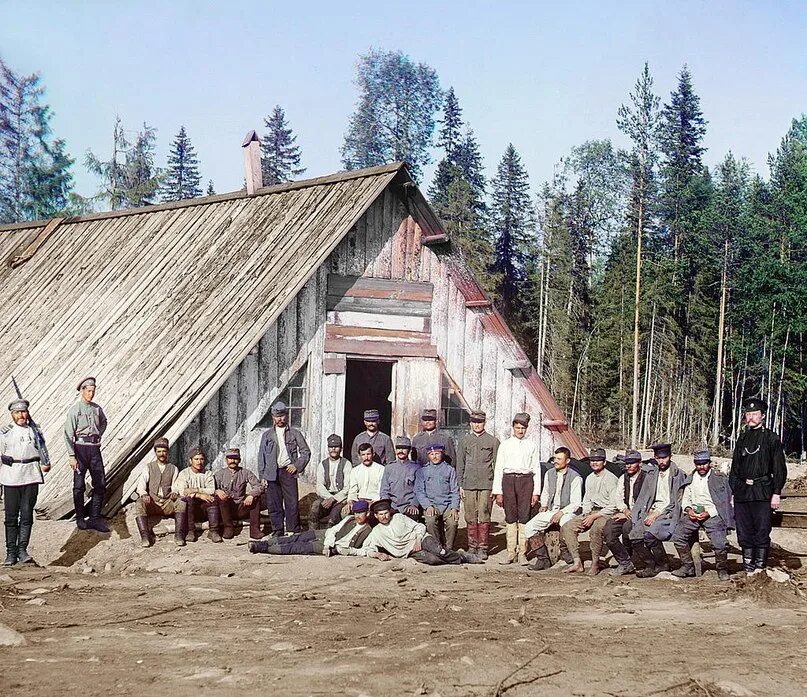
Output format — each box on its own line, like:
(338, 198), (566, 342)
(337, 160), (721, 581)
(8, 398), (29, 412)
(77, 376), (96, 391)
(153, 437), (170, 449)
(369, 498), (393, 513)
(351, 500), (370, 513)
(469, 410), (487, 423)
(650, 442), (672, 458)
(363, 409), (380, 422)
(693, 449), (711, 465)
(425, 443), (445, 454)
(395, 435), (412, 448)
(271, 401), (288, 415)
(589, 447), (607, 462)
(623, 449), (642, 464)
(187, 446), (206, 459)
(421, 408), (438, 421)
(512, 412), (531, 427)
(225, 447), (241, 460)
(743, 396), (767, 413)
(327, 434), (343, 448)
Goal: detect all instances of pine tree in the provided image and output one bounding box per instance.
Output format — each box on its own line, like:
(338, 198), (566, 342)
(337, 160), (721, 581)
(436, 87), (463, 157)
(341, 49), (442, 181)
(261, 106), (305, 185)
(161, 126), (201, 202)
(490, 144), (534, 318)
(123, 123), (161, 207)
(206, 180), (215, 196)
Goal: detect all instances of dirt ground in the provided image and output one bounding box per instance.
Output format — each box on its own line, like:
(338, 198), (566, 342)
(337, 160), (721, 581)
(2, 501), (807, 697)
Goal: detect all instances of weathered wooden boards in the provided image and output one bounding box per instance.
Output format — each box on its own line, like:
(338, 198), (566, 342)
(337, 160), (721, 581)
(774, 492), (807, 528)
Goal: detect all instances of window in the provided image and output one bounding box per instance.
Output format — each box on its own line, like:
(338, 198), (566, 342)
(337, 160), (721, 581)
(258, 363), (307, 429)
(441, 371), (470, 432)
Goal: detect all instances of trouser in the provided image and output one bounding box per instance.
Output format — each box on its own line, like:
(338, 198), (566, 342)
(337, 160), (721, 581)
(631, 513), (676, 546)
(73, 443), (106, 519)
(393, 505), (422, 522)
(560, 513), (609, 560)
(525, 509), (576, 537)
(604, 517), (634, 565)
(425, 508), (459, 549)
(309, 497), (344, 529)
(672, 516), (728, 552)
(502, 473), (534, 524)
(254, 529), (326, 555)
(134, 496), (180, 518)
(3, 483), (38, 555)
(265, 468), (301, 534)
(463, 489), (492, 524)
(734, 500), (773, 549)
(183, 496), (220, 537)
(220, 497), (262, 539)
(410, 534), (465, 566)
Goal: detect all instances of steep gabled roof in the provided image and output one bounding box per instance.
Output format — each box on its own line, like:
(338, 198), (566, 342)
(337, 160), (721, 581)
(0, 163), (404, 516)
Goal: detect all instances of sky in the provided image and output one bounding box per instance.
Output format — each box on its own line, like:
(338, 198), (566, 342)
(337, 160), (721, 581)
(1, 1), (805, 201)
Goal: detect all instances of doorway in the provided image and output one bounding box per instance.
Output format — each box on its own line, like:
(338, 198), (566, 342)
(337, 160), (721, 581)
(344, 358), (394, 455)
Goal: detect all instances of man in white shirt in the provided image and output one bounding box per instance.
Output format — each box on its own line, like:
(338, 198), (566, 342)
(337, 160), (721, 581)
(560, 448), (619, 575)
(309, 434), (353, 529)
(174, 446), (222, 544)
(672, 449), (734, 581)
(133, 437), (181, 547)
(524, 447), (583, 572)
(492, 413), (541, 564)
(345, 443), (384, 513)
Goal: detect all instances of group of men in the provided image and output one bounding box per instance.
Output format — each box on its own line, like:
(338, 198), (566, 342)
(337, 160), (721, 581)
(1, 375), (788, 578)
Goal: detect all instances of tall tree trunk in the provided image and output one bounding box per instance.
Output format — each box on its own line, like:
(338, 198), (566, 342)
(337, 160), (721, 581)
(631, 196), (644, 447)
(710, 238), (729, 447)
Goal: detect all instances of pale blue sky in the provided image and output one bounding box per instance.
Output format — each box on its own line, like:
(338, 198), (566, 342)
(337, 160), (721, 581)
(1, 1), (805, 201)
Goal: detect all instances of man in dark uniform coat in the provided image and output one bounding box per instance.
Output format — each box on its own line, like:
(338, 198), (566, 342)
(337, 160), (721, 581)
(411, 408), (456, 466)
(729, 397), (787, 572)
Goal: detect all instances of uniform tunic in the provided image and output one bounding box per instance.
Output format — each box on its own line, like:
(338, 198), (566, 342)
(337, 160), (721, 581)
(415, 461), (460, 512)
(350, 430), (395, 466)
(455, 431), (499, 490)
(729, 426), (787, 502)
(411, 428), (457, 466)
(0, 424), (45, 486)
(379, 459), (421, 510)
(63, 400), (107, 455)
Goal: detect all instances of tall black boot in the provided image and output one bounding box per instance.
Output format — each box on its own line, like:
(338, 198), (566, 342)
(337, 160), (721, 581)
(635, 542), (658, 578)
(136, 516), (152, 548)
(74, 491), (88, 530)
(88, 493), (110, 533)
(672, 545), (695, 578)
(17, 522), (34, 564)
(741, 547), (755, 572)
(3, 523), (19, 566)
(754, 546), (770, 570)
(206, 503), (223, 543)
(714, 550), (730, 581)
(174, 508), (187, 547)
(650, 542), (670, 572)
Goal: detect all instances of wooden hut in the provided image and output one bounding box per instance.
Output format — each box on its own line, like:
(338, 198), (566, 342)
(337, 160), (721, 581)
(0, 160), (586, 518)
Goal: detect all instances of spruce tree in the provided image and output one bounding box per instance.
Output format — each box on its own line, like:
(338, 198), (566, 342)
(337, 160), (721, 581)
(436, 87), (463, 157)
(261, 105), (305, 185)
(161, 125), (202, 202)
(206, 180), (215, 195)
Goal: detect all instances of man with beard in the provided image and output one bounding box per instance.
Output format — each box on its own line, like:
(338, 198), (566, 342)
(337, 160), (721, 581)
(350, 409), (394, 465)
(411, 409), (456, 466)
(379, 436), (421, 520)
(630, 443), (686, 578)
(133, 437), (181, 547)
(309, 434), (352, 529)
(673, 449), (734, 581)
(729, 397), (787, 572)
(604, 450), (646, 576)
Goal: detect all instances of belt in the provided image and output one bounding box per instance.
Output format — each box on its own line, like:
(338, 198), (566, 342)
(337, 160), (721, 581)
(504, 472), (534, 477)
(13, 457), (41, 464)
(744, 474), (771, 485)
(75, 436), (101, 445)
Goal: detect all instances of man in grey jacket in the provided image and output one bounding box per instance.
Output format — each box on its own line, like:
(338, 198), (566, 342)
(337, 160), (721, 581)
(257, 401), (311, 536)
(629, 444), (687, 578)
(672, 449), (735, 581)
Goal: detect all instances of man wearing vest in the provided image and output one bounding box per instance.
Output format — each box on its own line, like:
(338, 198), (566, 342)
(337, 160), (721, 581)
(456, 410), (499, 560)
(630, 443), (687, 578)
(379, 435), (422, 520)
(64, 376), (110, 532)
(258, 400), (311, 536)
(411, 408), (457, 466)
(1, 398), (51, 566)
(560, 448), (619, 575)
(350, 409), (395, 465)
(174, 446), (222, 544)
(524, 447), (583, 571)
(309, 434), (353, 530)
(729, 397), (787, 572)
(492, 413), (541, 564)
(249, 500), (372, 556)
(673, 449), (735, 581)
(133, 437), (181, 547)
(214, 448), (263, 541)
(415, 443), (461, 550)
(604, 450), (646, 576)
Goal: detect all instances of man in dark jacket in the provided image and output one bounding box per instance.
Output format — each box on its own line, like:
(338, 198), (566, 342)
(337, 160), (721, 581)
(411, 409), (456, 466)
(672, 449), (735, 580)
(604, 450), (646, 576)
(729, 397), (787, 572)
(258, 401), (311, 536)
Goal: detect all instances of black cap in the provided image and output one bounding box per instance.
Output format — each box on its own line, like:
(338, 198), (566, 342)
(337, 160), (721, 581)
(650, 443), (672, 458)
(370, 499), (393, 513)
(743, 397), (767, 413)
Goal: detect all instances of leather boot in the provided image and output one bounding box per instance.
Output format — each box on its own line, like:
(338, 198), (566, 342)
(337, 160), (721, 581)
(185, 502), (197, 542)
(207, 503), (223, 543)
(17, 521), (34, 564)
(4, 523), (19, 566)
(517, 523), (528, 564)
(499, 523), (518, 564)
(477, 522), (490, 561)
(459, 550), (484, 564)
(249, 540), (269, 553)
(88, 494), (110, 533)
(754, 547), (770, 570)
(714, 550), (730, 581)
(74, 492), (88, 530)
(136, 516), (152, 547)
(219, 500), (235, 539)
(174, 508), (187, 546)
(466, 523), (479, 554)
(527, 538), (552, 571)
(741, 547), (755, 572)
(672, 545), (696, 578)
(635, 542), (658, 578)
(650, 542), (669, 572)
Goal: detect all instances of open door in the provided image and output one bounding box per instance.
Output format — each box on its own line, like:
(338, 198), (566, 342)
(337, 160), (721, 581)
(343, 358), (394, 453)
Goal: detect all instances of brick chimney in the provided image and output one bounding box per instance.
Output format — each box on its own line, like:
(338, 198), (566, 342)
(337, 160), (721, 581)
(242, 130), (262, 195)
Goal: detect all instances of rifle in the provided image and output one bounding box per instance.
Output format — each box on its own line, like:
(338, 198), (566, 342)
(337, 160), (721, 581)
(10, 375), (50, 469)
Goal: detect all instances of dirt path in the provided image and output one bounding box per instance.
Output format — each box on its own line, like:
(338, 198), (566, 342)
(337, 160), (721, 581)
(2, 530), (807, 697)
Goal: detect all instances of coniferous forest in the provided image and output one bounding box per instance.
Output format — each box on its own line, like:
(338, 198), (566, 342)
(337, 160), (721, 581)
(1, 50), (804, 458)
